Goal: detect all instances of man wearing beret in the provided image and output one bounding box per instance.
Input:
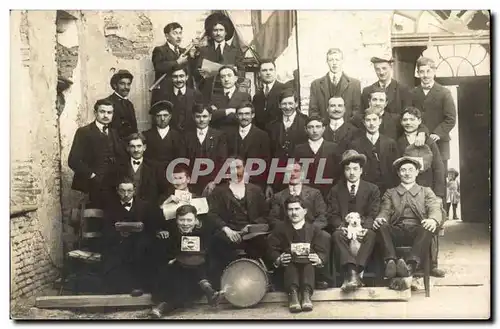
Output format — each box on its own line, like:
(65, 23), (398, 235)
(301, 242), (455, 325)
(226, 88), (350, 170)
(361, 53), (412, 115)
(372, 156), (443, 290)
(105, 69), (138, 140)
(142, 100), (185, 189)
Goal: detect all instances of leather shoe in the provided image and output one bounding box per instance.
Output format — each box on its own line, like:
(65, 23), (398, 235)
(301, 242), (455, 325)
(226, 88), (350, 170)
(199, 280), (221, 306)
(341, 270), (361, 292)
(288, 287), (302, 313)
(130, 289), (144, 297)
(431, 268), (446, 277)
(396, 259), (409, 277)
(301, 289), (313, 312)
(385, 259), (397, 279)
(315, 281), (329, 290)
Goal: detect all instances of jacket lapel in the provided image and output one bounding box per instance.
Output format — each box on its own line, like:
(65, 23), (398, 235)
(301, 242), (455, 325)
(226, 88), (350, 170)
(304, 222), (314, 243)
(385, 80), (397, 107)
(339, 183), (350, 220)
(338, 74), (349, 97)
(320, 75), (330, 101)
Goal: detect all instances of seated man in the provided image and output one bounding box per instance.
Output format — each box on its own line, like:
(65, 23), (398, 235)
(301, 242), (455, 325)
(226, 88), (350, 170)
(372, 156), (442, 290)
(149, 205), (222, 318)
(101, 176), (163, 296)
(207, 156), (270, 283)
(268, 195), (329, 313)
(327, 150), (380, 292)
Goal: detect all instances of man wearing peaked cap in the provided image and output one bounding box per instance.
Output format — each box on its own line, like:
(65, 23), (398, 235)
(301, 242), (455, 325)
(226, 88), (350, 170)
(361, 50), (412, 115)
(149, 100), (174, 115)
(372, 155), (443, 291)
(105, 69), (138, 140)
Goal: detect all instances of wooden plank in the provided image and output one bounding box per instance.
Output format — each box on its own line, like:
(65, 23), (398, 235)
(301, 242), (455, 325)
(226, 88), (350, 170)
(36, 288), (409, 309)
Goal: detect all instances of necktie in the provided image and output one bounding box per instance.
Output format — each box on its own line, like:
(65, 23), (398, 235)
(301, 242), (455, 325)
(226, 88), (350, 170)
(422, 85), (431, 90)
(332, 75), (338, 86)
(102, 125), (108, 135)
(133, 160), (141, 165)
(216, 44), (223, 63)
(264, 84), (270, 97)
(123, 202), (131, 208)
(175, 47), (180, 57)
(225, 91), (230, 102)
(350, 184), (356, 197)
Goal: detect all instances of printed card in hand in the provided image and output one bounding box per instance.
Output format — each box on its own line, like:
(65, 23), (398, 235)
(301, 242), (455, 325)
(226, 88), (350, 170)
(181, 236), (201, 252)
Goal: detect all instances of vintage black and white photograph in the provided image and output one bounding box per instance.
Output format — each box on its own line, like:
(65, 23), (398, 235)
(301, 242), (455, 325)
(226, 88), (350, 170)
(9, 8), (491, 320)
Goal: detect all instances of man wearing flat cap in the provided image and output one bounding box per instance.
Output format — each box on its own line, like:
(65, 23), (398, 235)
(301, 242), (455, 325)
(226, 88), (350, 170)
(327, 150), (380, 292)
(105, 69), (138, 140)
(142, 100), (185, 191)
(361, 52), (412, 115)
(372, 156), (443, 290)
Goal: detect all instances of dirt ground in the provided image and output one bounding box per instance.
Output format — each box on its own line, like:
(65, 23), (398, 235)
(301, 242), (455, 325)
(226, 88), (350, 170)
(10, 220), (491, 320)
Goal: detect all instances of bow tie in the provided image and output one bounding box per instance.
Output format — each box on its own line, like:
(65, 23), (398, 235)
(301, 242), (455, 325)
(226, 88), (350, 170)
(123, 202), (132, 208)
(198, 130), (205, 136)
(422, 85), (432, 91)
(133, 160), (141, 165)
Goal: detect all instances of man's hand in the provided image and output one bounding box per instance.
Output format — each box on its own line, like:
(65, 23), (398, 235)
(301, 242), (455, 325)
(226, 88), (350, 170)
(90, 173), (96, 179)
(372, 217), (387, 230)
(308, 253), (322, 266)
(429, 134), (440, 142)
(156, 231), (170, 239)
(422, 219), (438, 233)
(165, 195), (181, 204)
(415, 132), (426, 146)
(240, 224), (250, 235)
(223, 226), (242, 243)
(265, 185), (273, 200)
(177, 54), (189, 65)
(336, 226), (348, 236)
(277, 252), (291, 267)
(198, 68), (209, 79)
(168, 259), (176, 265)
(225, 108), (236, 116)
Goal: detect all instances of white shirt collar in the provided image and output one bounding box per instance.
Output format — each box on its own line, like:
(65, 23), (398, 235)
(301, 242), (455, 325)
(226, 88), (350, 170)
(421, 81), (435, 90)
(229, 179), (246, 199)
(174, 86), (186, 96)
(121, 198), (134, 210)
(131, 157), (143, 166)
(215, 41), (226, 51)
(308, 138), (324, 154)
(95, 121), (107, 133)
(224, 86), (236, 98)
(263, 80), (276, 92)
(379, 79), (392, 89)
(347, 180), (360, 195)
(167, 41), (178, 53)
(401, 182), (416, 191)
(329, 71), (342, 83)
(291, 219), (306, 230)
(288, 183), (302, 196)
(114, 91), (128, 100)
(366, 131), (380, 144)
(197, 126), (209, 135)
(329, 118), (344, 131)
(157, 125), (170, 139)
(405, 131), (418, 145)
(239, 124), (252, 139)
(283, 111), (297, 125)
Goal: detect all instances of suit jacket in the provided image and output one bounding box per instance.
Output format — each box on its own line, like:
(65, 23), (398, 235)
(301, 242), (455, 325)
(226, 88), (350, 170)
(309, 73), (361, 121)
(267, 185), (327, 230)
(377, 184), (443, 226)
(194, 42), (244, 100)
(361, 79), (412, 114)
(293, 140), (342, 196)
(348, 134), (399, 191)
(266, 111), (308, 159)
(326, 179), (381, 230)
(105, 93), (138, 140)
(267, 221), (329, 265)
(207, 182), (269, 231)
(396, 135), (446, 198)
(161, 87), (204, 131)
(151, 43), (186, 103)
(68, 122), (127, 193)
(252, 81), (286, 131)
(117, 158), (161, 204)
(323, 121), (360, 154)
(210, 91), (252, 131)
(410, 82), (457, 160)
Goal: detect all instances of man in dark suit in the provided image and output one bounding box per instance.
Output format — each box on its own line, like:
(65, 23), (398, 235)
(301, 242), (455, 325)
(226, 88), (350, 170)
(226, 102), (271, 190)
(101, 176), (163, 295)
(266, 90), (308, 193)
(252, 59), (286, 130)
(209, 65), (251, 132)
(159, 65), (204, 131)
(68, 99), (127, 208)
(142, 100), (185, 187)
(293, 116), (342, 198)
(183, 104), (228, 195)
(327, 150), (380, 292)
(268, 196), (330, 312)
(410, 57), (456, 167)
(117, 133), (162, 204)
(194, 16), (244, 100)
(309, 48), (361, 121)
(105, 70), (138, 140)
(361, 54), (412, 114)
(348, 107), (399, 195)
(151, 22), (195, 104)
(323, 96), (360, 153)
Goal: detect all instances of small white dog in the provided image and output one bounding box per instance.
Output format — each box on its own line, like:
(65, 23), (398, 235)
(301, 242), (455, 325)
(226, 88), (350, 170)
(345, 212), (367, 256)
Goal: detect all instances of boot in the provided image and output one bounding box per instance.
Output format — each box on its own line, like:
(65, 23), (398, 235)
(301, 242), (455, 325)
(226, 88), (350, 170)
(288, 286), (301, 313)
(199, 279), (221, 307)
(396, 259), (409, 277)
(385, 259), (397, 279)
(431, 267), (446, 277)
(301, 287), (313, 312)
(341, 264), (361, 293)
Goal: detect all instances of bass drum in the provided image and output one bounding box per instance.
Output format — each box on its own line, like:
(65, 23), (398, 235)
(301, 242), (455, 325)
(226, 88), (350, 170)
(220, 258), (269, 308)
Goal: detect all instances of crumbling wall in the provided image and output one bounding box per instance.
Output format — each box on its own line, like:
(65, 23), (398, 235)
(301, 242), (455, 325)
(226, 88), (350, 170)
(10, 10), (62, 303)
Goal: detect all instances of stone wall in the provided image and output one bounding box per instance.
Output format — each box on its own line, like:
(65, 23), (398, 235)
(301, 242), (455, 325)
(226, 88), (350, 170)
(10, 10), (62, 302)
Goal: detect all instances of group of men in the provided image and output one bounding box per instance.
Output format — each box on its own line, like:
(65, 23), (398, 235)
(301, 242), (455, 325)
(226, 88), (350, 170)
(67, 17), (456, 316)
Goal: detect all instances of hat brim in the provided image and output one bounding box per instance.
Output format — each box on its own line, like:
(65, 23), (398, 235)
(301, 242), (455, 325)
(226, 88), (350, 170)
(371, 57), (394, 64)
(204, 13), (235, 41)
(149, 101), (174, 115)
(110, 73), (134, 86)
(242, 231), (270, 241)
(340, 154), (367, 167)
(393, 157), (422, 171)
